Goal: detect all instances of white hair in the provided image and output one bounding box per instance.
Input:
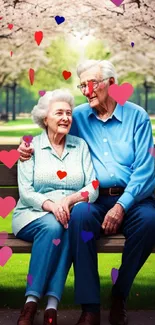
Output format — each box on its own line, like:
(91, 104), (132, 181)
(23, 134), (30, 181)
(31, 89), (75, 129)
(77, 60), (118, 84)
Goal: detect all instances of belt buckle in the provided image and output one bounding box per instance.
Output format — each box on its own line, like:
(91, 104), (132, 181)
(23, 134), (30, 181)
(109, 188), (119, 196)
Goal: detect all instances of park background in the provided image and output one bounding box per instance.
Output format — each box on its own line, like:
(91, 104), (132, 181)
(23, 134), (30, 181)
(0, 0), (155, 312)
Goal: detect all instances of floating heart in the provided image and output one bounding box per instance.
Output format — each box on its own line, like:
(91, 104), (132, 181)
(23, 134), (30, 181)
(39, 90), (46, 96)
(23, 135), (33, 144)
(0, 197), (16, 219)
(55, 16), (65, 25)
(108, 83), (134, 106)
(0, 246), (13, 266)
(62, 70), (71, 80)
(0, 149), (20, 168)
(10, 51), (13, 57)
(92, 180), (99, 190)
(34, 31), (43, 46)
(111, 268), (119, 284)
(49, 318), (53, 324)
(110, 0), (124, 6)
(81, 191), (89, 199)
(148, 148), (155, 157)
(29, 68), (35, 85)
(81, 230), (94, 243)
(27, 274), (33, 286)
(0, 232), (8, 246)
(88, 81), (94, 97)
(8, 24), (13, 30)
(131, 42), (134, 47)
(52, 239), (61, 246)
(57, 170), (67, 179)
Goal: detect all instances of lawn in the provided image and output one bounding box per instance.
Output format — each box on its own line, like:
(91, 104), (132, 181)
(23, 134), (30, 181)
(0, 129), (42, 137)
(0, 118), (34, 126)
(1, 213), (155, 309)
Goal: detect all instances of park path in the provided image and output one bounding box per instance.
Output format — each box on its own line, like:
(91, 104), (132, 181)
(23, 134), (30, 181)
(0, 309), (155, 325)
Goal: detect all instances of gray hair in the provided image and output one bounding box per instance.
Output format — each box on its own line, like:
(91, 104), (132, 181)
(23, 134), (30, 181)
(31, 89), (75, 129)
(77, 60), (118, 84)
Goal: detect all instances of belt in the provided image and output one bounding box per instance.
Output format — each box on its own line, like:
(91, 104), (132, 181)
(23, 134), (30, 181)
(99, 187), (125, 196)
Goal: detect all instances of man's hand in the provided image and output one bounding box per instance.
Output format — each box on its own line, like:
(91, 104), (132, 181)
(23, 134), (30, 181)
(102, 203), (125, 235)
(17, 141), (34, 162)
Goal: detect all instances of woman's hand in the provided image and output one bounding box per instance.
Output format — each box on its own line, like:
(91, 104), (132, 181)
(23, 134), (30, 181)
(59, 197), (73, 221)
(17, 141), (34, 162)
(51, 202), (69, 228)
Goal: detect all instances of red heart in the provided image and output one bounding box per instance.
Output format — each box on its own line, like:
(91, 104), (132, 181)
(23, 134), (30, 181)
(8, 24), (13, 30)
(0, 246), (13, 266)
(29, 68), (35, 85)
(88, 81), (93, 97)
(62, 70), (71, 80)
(49, 318), (52, 324)
(81, 191), (89, 199)
(0, 197), (16, 219)
(92, 180), (99, 190)
(57, 170), (67, 179)
(108, 83), (134, 106)
(0, 17), (3, 20)
(34, 31), (43, 46)
(0, 149), (20, 168)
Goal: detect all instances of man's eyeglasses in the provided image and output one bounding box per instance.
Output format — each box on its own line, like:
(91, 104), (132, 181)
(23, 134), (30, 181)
(77, 78), (109, 92)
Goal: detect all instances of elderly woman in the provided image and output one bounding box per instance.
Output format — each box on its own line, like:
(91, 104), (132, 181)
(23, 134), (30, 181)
(13, 89), (99, 325)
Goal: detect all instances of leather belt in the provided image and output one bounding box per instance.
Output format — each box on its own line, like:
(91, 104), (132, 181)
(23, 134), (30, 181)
(99, 187), (125, 196)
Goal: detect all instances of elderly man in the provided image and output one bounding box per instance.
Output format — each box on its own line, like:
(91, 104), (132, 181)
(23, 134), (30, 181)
(18, 60), (155, 325)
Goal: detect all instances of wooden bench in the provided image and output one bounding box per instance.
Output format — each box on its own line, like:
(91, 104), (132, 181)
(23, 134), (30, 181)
(0, 144), (155, 254)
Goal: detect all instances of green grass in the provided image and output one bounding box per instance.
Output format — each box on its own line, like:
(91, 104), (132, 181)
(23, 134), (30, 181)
(0, 129), (42, 137)
(1, 212), (155, 309)
(0, 119), (34, 126)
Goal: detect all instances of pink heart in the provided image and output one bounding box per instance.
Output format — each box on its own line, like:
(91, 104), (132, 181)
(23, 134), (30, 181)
(111, 268), (119, 284)
(0, 246), (13, 266)
(110, 0), (124, 6)
(0, 232), (8, 246)
(0, 149), (20, 168)
(52, 239), (61, 246)
(149, 148), (155, 157)
(0, 197), (16, 219)
(23, 135), (33, 144)
(81, 191), (89, 199)
(39, 90), (46, 96)
(27, 274), (33, 286)
(8, 23), (13, 30)
(108, 83), (134, 106)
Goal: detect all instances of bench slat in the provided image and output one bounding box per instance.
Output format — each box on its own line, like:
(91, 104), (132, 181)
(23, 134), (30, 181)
(0, 187), (19, 200)
(0, 164), (17, 186)
(0, 234), (155, 253)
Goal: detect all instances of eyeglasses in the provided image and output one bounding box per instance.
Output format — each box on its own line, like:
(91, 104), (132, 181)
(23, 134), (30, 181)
(77, 78), (109, 92)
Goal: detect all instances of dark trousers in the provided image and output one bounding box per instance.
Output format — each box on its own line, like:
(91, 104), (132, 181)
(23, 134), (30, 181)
(68, 195), (155, 304)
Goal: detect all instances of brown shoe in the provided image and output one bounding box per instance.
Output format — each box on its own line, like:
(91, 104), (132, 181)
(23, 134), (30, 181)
(109, 296), (128, 325)
(17, 302), (37, 325)
(75, 311), (100, 325)
(43, 308), (57, 325)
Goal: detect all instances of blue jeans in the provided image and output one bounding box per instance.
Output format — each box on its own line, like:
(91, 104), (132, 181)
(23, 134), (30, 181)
(68, 196), (155, 304)
(16, 213), (72, 301)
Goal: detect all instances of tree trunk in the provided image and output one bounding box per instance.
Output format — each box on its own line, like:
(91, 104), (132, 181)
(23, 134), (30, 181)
(5, 86), (9, 120)
(18, 88), (22, 113)
(144, 80), (148, 113)
(12, 82), (17, 120)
